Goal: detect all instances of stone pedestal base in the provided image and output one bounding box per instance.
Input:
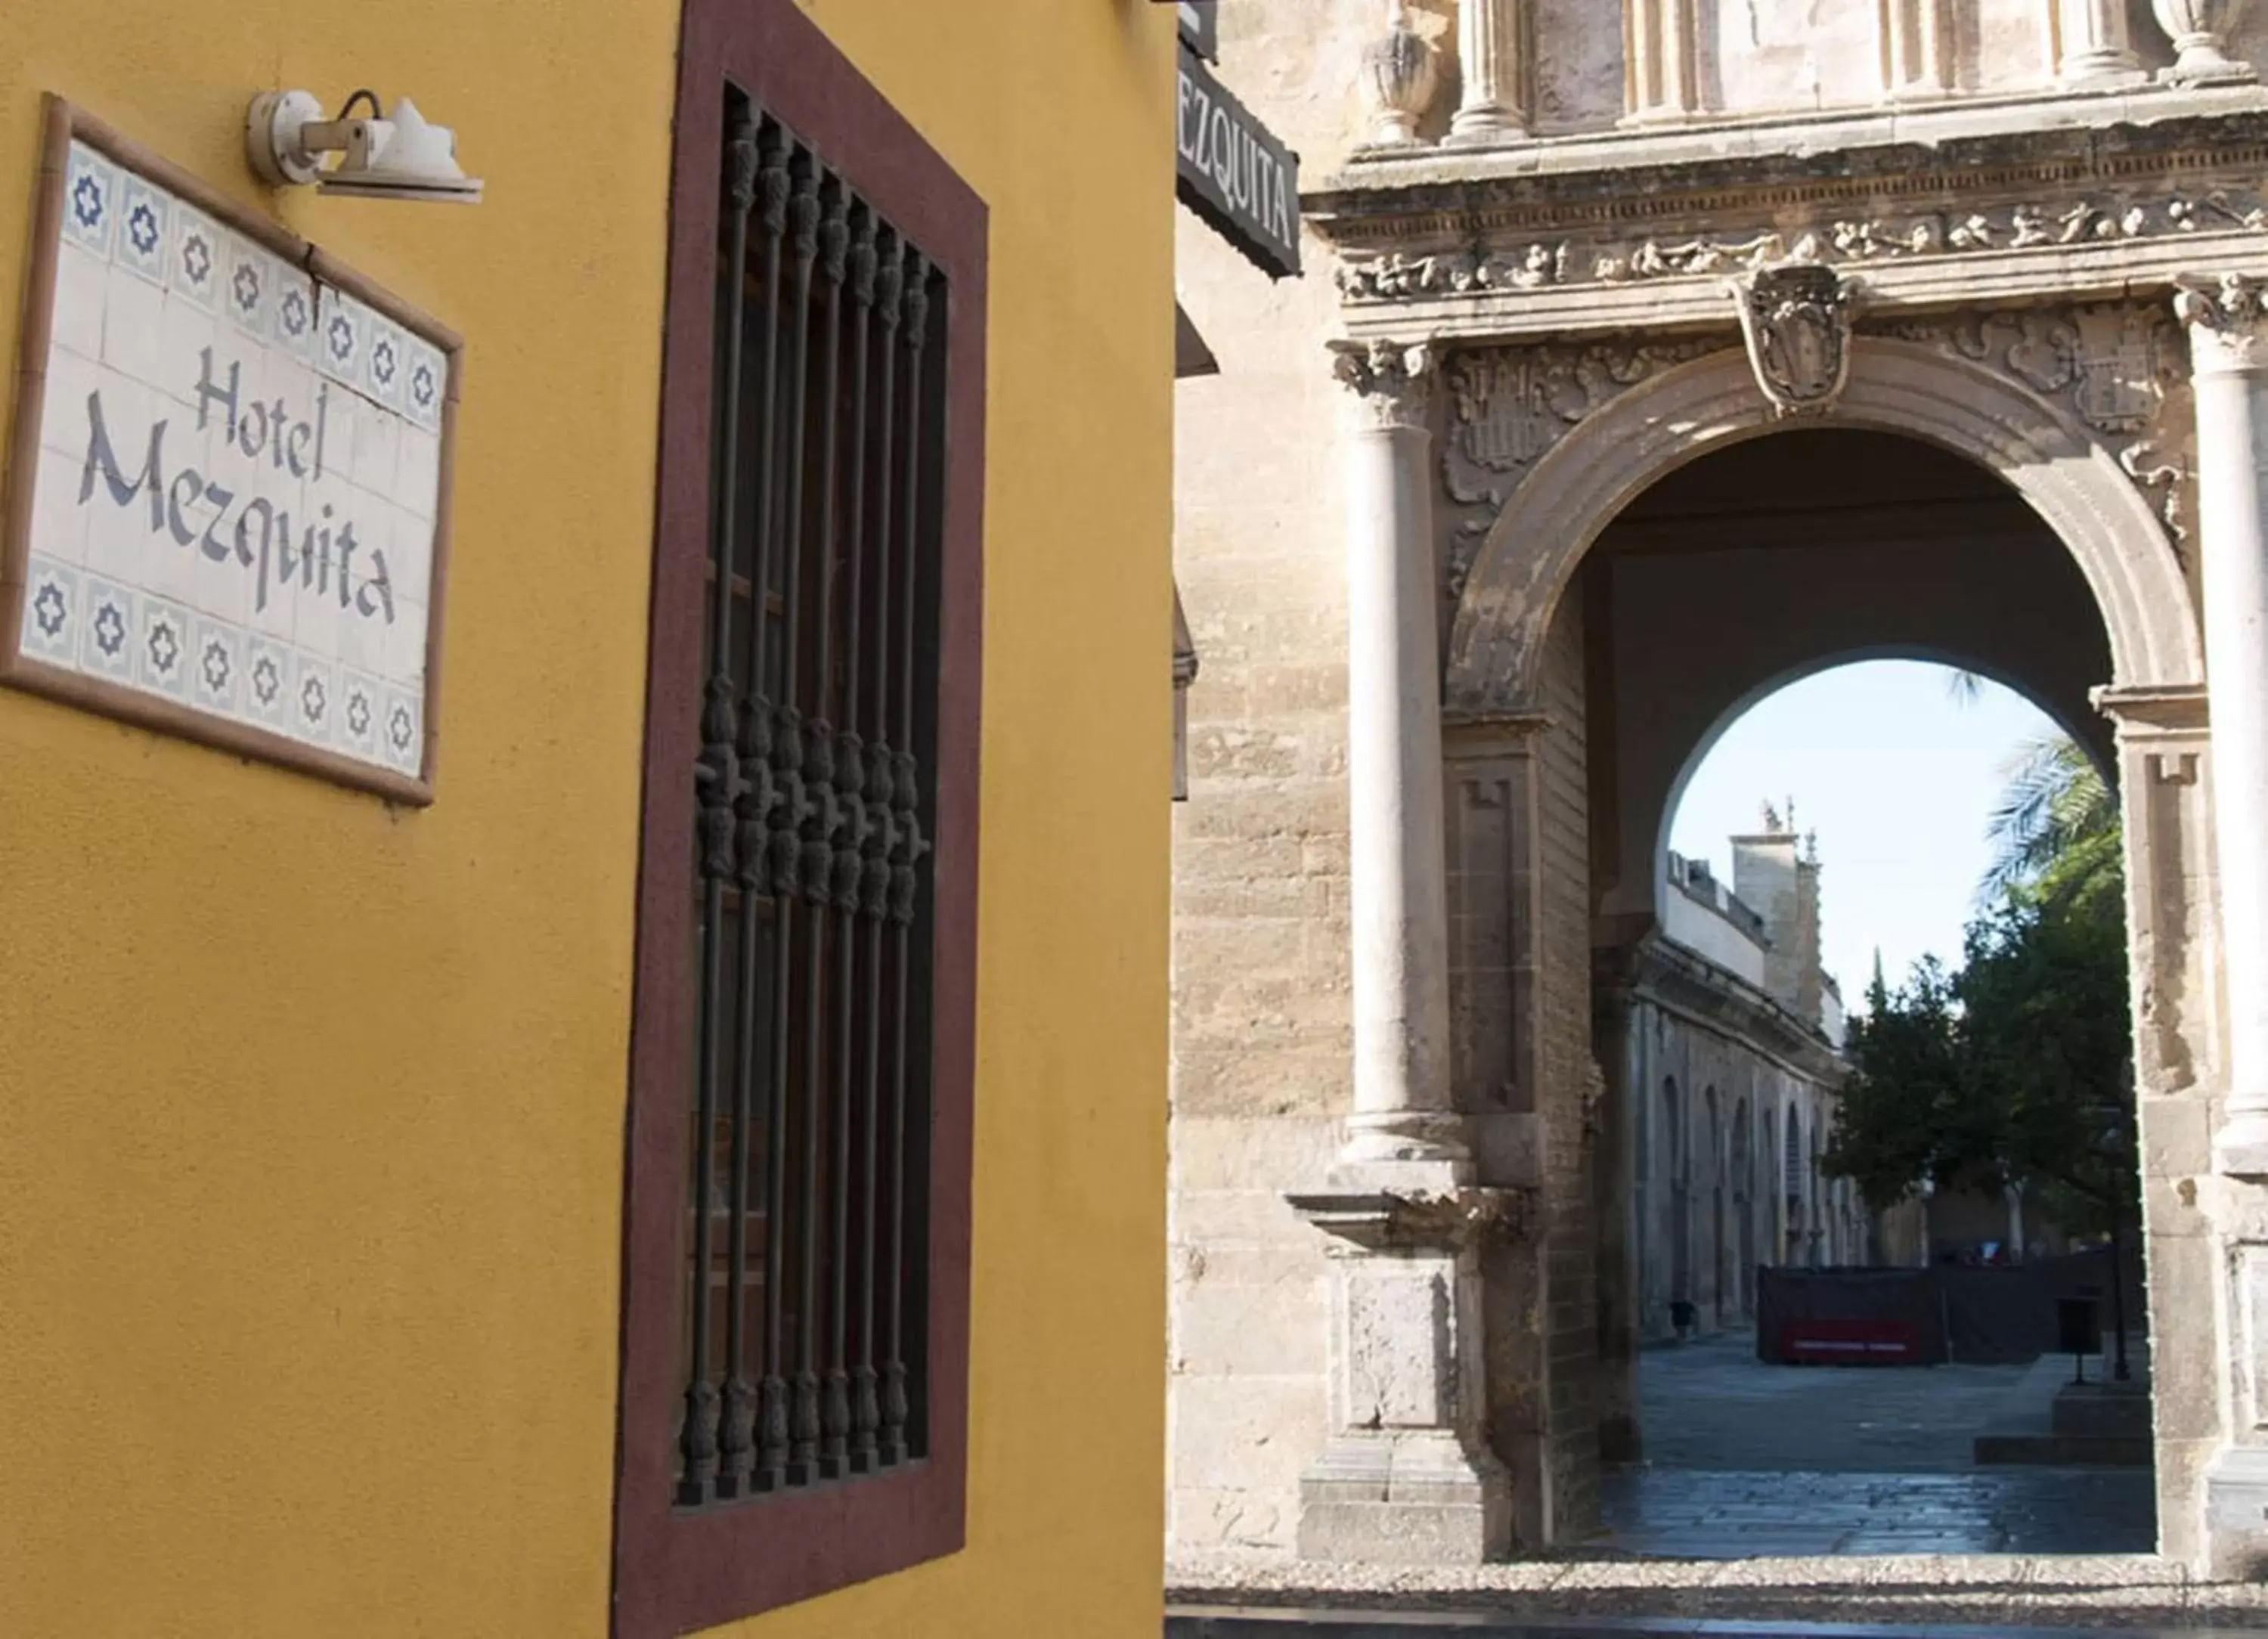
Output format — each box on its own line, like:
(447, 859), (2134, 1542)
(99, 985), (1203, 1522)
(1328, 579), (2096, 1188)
(2216, 1111), (2268, 1179)
(1286, 1170), (1529, 1568)
(2205, 1445), (2268, 1578)
(1299, 1430), (1512, 1563)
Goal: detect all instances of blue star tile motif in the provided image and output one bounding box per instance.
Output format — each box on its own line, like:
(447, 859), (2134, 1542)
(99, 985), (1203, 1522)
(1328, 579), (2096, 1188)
(32, 583), (66, 640)
(146, 617), (180, 675)
(411, 361), (438, 411)
(280, 288), (311, 340)
(181, 231), (212, 287)
(346, 689), (373, 736)
(371, 336), (398, 390)
(232, 262), (260, 312)
(200, 639), (231, 694)
(299, 672), (327, 724)
(327, 312), (355, 365)
(70, 173), (104, 231)
(127, 200), (159, 257)
(389, 703), (416, 754)
(92, 601), (125, 658)
(252, 654), (282, 707)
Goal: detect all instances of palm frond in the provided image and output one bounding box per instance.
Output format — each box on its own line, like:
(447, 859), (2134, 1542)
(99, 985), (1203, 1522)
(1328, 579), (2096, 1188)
(1981, 735), (2118, 903)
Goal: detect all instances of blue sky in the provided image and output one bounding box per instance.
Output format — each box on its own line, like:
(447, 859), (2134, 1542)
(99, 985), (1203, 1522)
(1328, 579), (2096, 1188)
(1667, 660), (2061, 1006)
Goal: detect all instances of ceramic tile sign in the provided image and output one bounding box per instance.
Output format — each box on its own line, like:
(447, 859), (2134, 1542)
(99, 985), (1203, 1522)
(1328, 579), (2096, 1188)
(2, 104), (457, 803)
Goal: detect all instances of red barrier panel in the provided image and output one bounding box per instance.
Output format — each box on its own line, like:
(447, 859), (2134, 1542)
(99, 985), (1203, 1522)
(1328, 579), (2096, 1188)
(1780, 1318), (1920, 1365)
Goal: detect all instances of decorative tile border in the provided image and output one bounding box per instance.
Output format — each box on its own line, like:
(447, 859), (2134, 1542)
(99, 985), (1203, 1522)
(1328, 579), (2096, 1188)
(19, 550), (426, 772)
(2, 98), (459, 803)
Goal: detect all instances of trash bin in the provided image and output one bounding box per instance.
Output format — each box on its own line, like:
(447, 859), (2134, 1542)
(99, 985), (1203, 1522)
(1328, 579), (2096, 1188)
(2056, 1296), (2101, 1358)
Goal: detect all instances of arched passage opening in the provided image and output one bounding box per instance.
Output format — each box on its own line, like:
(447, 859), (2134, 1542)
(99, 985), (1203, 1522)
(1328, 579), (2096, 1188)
(1444, 364), (2199, 1557)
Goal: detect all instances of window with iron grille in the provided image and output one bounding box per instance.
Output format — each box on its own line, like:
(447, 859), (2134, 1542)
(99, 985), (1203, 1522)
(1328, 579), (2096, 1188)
(614, 2), (984, 1628)
(676, 91), (947, 1501)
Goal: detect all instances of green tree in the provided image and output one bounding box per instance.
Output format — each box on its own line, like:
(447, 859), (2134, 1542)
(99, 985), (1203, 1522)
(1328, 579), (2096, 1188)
(1827, 733), (2136, 1237)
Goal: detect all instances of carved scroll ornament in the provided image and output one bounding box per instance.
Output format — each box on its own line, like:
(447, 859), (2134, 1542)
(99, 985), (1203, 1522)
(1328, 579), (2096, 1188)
(1888, 301), (2197, 545)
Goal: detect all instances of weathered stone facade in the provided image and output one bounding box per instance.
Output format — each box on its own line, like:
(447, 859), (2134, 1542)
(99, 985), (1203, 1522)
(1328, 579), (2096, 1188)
(1173, 0), (2268, 1581)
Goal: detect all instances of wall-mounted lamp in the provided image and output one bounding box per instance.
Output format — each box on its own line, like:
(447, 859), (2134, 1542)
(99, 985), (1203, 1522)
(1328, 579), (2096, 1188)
(246, 89), (483, 203)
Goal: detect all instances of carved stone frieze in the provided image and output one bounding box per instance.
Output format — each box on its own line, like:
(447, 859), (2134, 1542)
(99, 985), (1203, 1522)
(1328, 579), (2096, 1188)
(1334, 190), (2268, 303)
(1437, 335), (1722, 590)
(1885, 300), (2198, 546)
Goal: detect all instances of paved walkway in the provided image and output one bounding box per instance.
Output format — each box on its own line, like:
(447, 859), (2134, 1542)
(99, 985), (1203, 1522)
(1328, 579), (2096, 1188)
(1598, 1333), (2155, 1557)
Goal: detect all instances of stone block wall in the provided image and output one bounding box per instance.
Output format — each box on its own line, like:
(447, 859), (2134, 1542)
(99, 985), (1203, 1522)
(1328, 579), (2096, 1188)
(1168, 2), (1371, 1555)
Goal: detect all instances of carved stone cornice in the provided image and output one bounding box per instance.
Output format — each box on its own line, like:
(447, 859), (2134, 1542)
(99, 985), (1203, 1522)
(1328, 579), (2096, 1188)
(1309, 101), (2268, 240)
(2176, 272), (2268, 373)
(1315, 105), (2268, 330)
(1629, 931), (1845, 1083)
(2096, 680), (2211, 733)
(1330, 336), (1438, 431)
(1285, 1185), (1535, 1253)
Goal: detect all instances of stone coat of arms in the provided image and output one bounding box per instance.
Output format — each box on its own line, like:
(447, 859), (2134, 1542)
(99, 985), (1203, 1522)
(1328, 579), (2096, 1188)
(1731, 264), (1861, 417)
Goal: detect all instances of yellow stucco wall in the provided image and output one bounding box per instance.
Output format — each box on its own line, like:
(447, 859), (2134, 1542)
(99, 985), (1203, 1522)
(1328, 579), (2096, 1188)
(0, 2), (1173, 1634)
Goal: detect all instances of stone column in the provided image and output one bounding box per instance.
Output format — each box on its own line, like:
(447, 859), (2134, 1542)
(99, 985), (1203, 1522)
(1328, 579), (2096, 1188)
(1451, 0), (1529, 143)
(1329, 339), (1467, 1185)
(1284, 343), (1514, 1564)
(1621, 0), (1701, 123)
(2177, 277), (2268, 1179)
(2056, 0), (2149, 85)
(1879, 0), (1951, 95)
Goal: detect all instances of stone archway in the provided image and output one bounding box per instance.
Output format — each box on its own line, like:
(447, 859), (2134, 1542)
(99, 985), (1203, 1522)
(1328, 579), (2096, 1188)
(1427, 324), (2223, 1561)
(1445, 336), (2202, 711)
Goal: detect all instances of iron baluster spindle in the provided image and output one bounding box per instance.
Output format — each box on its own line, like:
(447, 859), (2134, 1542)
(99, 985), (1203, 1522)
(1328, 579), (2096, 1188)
(770, 149), (825, 1490)
(821, 201), (878, 1481)
(755, 144), (821, 1492)
(718, 114), (790, 1504)
(881, 249), (933, 1468)
(851, 232), (904, 1475)
(678, 111), (761, 1509)
(801, 178), (853, 1479)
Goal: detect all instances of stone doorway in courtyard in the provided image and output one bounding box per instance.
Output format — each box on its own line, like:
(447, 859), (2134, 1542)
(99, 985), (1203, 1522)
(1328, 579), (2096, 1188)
(1571, 435), (2159, 1560)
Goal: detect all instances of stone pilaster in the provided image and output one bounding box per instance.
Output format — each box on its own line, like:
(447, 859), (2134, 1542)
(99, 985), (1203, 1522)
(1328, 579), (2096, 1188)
(1451, 0), (1529, 144)
(2056, 0), (2149, 86)
(1620, 0), (1700, 124)
(1879, 0), (1951, 96)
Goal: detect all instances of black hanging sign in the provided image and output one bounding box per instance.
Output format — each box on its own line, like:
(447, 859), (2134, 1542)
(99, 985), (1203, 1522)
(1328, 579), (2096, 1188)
(1178, 2), (1219, 62)
(1176, 40), (1300, 280)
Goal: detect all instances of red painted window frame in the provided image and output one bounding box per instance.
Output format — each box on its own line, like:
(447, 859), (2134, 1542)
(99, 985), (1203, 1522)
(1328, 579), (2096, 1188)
(610, 2), (986, 1632)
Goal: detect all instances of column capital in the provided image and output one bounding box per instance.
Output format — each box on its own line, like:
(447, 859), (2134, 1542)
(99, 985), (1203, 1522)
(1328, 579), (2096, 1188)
(2176, 274), (2268, 375)
(1330, 337), (1437, 431)
(2094, 680), (2210, 735)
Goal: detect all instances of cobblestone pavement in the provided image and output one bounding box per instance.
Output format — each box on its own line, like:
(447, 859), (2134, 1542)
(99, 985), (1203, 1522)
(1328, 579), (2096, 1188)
(1165, 1334), (2207, 1624)
(1633, 1333), (2046, 1472)
(1599, 1333), (2155, 1557)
